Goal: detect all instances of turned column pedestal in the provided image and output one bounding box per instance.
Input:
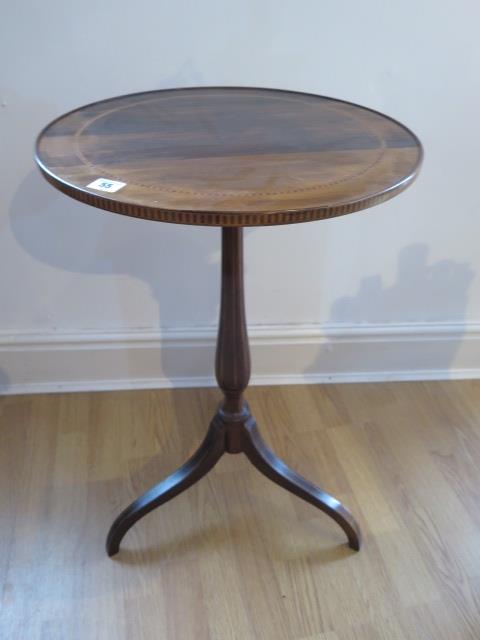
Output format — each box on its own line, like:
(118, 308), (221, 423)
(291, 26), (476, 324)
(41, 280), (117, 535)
(105, 228), (361, 555)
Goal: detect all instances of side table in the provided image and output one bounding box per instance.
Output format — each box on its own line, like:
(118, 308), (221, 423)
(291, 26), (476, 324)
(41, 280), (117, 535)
(35, 87), (422, 556)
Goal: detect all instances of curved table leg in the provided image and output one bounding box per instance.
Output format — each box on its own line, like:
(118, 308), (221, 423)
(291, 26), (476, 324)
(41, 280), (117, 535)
(106, 419), (226, 556)
(242, 419), (361, 551)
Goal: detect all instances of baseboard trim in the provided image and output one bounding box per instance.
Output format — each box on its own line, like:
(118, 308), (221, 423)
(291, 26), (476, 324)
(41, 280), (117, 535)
(1, 322), (479, 395)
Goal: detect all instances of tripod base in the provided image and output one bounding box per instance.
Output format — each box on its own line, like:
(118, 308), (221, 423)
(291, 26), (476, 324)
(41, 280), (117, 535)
(106, 402), (361, 556)
(107, 228), (361, 557)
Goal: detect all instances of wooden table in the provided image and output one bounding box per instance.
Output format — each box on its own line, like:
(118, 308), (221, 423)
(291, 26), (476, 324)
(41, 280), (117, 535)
(35, 87), (422, 557)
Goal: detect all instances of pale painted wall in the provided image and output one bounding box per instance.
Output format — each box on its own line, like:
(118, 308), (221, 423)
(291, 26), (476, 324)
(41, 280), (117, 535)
(1, 0), (480, 392)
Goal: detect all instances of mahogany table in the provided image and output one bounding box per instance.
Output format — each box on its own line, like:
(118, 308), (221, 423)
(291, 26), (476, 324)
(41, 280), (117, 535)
(35, 87), (422, 556)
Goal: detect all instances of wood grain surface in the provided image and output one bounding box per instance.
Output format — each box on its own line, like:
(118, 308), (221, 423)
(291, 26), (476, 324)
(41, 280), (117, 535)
(2, 380), (480, 639)
(35, 87), (422, 226)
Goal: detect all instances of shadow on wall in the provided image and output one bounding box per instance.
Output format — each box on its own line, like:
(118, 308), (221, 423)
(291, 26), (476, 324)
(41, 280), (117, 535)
(8, 170), (477, 392)
(9, 169), (222, 391)
(304, 244), (475, 379)
(0, 369), (10, 393)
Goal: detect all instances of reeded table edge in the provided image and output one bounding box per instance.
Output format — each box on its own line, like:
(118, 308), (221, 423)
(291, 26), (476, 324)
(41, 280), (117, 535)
(34, 162), (421, 227)
(34, 86), (424, 227)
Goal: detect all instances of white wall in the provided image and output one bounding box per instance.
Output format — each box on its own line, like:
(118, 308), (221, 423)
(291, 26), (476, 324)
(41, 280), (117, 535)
(1, 0), (480, 392)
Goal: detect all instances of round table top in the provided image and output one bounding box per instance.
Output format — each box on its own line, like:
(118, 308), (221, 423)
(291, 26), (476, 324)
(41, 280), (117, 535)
(35, 87), (422, 227)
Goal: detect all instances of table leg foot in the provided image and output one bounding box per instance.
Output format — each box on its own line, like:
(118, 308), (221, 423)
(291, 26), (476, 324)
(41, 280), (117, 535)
(106, 418), (225, 556)
(242, 419), (361, 551)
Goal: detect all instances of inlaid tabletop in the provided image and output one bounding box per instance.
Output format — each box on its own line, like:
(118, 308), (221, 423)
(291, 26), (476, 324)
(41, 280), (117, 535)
(35, 87), (422, 227)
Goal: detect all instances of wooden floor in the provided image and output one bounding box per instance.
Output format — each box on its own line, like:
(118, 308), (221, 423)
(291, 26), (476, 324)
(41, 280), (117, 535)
(2, 381), (480, 639)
